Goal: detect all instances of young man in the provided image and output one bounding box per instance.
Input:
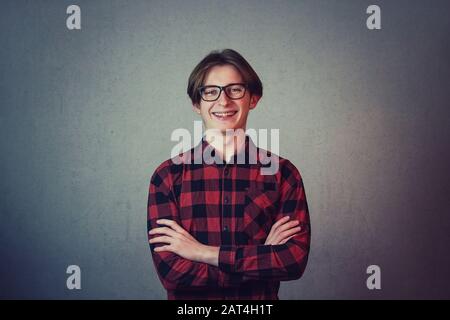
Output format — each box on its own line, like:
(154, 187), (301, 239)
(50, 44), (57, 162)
(147, 49), (311, 300)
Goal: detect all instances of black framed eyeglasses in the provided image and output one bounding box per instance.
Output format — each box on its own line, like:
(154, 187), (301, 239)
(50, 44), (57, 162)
(198, 83), (248, 102)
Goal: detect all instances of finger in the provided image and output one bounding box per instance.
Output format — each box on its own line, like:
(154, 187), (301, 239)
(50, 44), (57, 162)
(276, 226), (302, 243)
(268, 221), (298, 244)
(148, 235), (172, 244)
(266, 228), (274, 241)
(157, 219), (197, 241)
(156, 219), (189, 235)
(154, 245), (172, 252)
(149, 227), (178, 238)
(279, 234), (297, 244)
(264, 234), (274, 245)
(274, 220), (300, 234)
(267, 217), (293, 243)
(270, 216), (291, 232)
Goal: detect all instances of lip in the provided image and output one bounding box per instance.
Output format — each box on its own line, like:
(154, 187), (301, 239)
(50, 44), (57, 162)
(211, 110), (239, 121)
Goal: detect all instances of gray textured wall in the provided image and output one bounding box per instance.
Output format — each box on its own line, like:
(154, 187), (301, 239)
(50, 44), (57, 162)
(1, 0), (449, 299)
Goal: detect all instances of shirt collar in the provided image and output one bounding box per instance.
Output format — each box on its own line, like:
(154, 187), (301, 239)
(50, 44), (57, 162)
(192, 134), (262, 167)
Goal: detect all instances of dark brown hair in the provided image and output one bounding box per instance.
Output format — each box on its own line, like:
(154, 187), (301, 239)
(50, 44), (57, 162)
(187, 49), (263, 106)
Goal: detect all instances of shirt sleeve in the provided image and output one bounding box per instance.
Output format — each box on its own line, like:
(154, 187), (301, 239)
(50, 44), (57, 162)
(147, 163), (247, 290)
(217, 160), (311, 284)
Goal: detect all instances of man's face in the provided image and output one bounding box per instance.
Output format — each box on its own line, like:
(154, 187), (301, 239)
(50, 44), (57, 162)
(193, 64), (260, 132)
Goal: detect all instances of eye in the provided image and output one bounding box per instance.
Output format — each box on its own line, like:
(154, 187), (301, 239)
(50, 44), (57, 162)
(204, 88), (219, 96)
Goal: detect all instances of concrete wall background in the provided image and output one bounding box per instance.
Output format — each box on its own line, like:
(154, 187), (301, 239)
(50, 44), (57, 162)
(1, 0), (449, 299)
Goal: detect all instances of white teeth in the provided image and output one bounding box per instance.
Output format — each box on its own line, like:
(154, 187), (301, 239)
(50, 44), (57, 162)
(213, 111), (237, 117)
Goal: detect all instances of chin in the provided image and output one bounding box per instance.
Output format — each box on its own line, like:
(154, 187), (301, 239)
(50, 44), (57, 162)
(217, 126), (236, 133)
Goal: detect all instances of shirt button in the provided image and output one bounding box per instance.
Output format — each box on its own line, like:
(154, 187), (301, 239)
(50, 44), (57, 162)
(224, 196), (229, 204)
(223, 226), (229, 232)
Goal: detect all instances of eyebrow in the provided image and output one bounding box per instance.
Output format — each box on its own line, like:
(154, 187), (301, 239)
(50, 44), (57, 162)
(201, 82), (244, 87)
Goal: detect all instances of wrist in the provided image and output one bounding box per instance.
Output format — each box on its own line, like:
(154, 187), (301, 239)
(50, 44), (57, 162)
(199, 245), (220, 266)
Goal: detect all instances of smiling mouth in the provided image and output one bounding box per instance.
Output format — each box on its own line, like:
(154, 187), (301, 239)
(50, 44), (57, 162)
(211, 111), (238, 120)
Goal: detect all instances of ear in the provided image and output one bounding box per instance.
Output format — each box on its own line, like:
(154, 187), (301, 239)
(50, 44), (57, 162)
(249, 95), (261, 110)
(192, 103), (201, 114)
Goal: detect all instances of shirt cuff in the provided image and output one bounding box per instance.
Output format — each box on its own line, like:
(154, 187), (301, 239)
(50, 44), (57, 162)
(218, 246), (245, 287)
(218, 245), (236, 273)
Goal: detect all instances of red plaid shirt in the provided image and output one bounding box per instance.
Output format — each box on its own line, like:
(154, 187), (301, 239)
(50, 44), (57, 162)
(147, 136), (311, 300)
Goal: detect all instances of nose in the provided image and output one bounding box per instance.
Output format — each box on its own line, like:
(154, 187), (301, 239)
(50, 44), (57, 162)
(216, 88), (231, 105)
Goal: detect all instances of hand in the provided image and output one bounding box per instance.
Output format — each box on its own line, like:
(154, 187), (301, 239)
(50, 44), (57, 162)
(149, 219), (218, 265)
(265, 216), (302, 245)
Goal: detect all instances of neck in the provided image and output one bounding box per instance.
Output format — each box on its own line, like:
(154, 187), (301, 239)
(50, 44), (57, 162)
(205, 128), (246, 163)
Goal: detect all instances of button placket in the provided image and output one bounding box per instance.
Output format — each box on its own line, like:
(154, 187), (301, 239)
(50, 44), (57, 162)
(221, 165), (231, 239)
(223, 165), (230, 204)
